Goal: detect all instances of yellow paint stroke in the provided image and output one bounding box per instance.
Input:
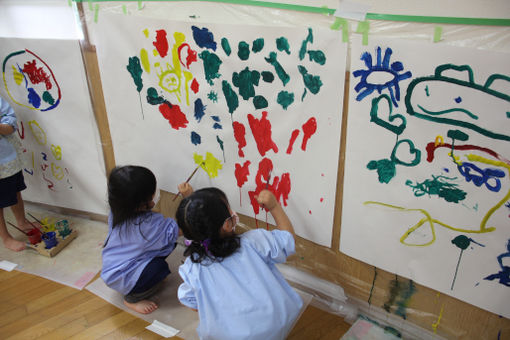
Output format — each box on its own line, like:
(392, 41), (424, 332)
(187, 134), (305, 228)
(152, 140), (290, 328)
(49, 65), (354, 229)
(364, 154), (509, 246)
(448, 151), (462, 165)
(31, 151), (34, 169)
(193, 152), (222, 178)
(153, 49), (159, 57)
(158, 63), (181, 102)
(140, 48), (150, 73)
(28, 120), (47, 145)
(434, 135), (444, 147)
(154, 62), (160, 68)
(143, 28), (149, 38)
(183, 70), (193, 106)
(51, 163), (64, 180)
(51, 144), (62, 160)
(3, 70), (38, 111)
(11, 65), (23, 85)
(431, 304), (444, 333)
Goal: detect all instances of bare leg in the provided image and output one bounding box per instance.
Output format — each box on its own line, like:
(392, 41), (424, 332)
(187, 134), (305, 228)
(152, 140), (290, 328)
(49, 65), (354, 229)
(10, 192), (33, 231)
(0, 207), (26, 251)
(123, 299), (158, 314)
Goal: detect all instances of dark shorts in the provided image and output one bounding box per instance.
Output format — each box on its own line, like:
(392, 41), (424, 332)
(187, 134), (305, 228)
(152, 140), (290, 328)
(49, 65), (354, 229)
(0, 171), (27, 208)
(124, 256), (171, 303)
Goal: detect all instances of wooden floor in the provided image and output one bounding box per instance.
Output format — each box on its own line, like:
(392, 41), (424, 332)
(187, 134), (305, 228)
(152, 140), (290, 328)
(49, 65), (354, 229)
(0, 269), (352, 340)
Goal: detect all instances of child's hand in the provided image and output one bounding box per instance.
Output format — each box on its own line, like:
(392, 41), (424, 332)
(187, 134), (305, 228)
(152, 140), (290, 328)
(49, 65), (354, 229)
(178, 182), (193, 198)
(255, 189), (278, 211)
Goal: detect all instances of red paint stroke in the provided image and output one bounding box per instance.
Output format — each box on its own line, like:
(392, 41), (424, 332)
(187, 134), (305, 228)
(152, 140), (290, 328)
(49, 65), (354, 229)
(309, 210), (312, 214)
(286, 129), (300, 154)
(17, 121), (24, 139)
(190, 78), (199, 94)
(22, 60), (52, 90)
(233, 121), (247, 157)
(426, 142), (500, 163)
(178, 43), (197, 68)
(320, 198), (324, 202)
(248, 111), (278, 157)
(42, 173), (55, 191)
(301, 117), (317, 151)
(153, 29), (169, 58)
(41, 164), (48, 171)
(248, 158), (291, 217)
(158, 102), (188, 129)
(234, 161), (251, 188)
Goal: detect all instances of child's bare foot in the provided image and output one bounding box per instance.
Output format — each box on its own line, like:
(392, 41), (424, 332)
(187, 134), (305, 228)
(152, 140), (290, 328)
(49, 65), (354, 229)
(3, 237), (26, 251)
(124, 299), (158, 314)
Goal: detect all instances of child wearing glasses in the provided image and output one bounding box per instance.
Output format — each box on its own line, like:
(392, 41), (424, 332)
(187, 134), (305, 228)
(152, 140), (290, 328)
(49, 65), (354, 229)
(176, 187), (303, 340)
(101, 165), (191, 314)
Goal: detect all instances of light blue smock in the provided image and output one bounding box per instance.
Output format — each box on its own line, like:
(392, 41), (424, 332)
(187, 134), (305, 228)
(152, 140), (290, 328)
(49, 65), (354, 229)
(0, 97), (24, 179)
(101, 211), (179, 295)
(178, 229), (303, 340)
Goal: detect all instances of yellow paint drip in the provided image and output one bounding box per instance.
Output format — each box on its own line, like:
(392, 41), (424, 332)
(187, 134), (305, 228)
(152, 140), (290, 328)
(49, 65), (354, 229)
(183, 70), (193, 106)
(143, 28), (149, 38)
(51, 144), (62, 160)
(28, 120), (47, 145)
(153, 49), (159, 57)
(140, 48), (150, 73)
(51, 163), (64, 180)
(431, 304), (444, 333)
(11, 65), (23, 85)
(194, 152), (222, 178)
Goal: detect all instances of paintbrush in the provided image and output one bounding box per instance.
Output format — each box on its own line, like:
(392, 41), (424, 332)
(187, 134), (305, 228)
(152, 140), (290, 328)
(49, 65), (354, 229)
(172, 163), (204, 201)
(6, 221), (29, 235)
(26, 213), (46, 234)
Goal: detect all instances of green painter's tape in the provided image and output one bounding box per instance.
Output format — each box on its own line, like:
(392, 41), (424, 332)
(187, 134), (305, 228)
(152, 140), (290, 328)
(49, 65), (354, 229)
(72, 1), (510, 26)
(330, 17), (349, 43)
(356, 21), (370, 45)
(94, 3), (99, 22)
(433, 26), (443, 42)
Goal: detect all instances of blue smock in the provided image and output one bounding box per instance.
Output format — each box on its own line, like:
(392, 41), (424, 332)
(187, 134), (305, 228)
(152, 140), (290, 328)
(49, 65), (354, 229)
(178, 229), (303, 340)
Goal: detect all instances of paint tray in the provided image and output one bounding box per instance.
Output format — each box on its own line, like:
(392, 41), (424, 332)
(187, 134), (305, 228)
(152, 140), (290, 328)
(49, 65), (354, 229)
(26, 229), (78, 257)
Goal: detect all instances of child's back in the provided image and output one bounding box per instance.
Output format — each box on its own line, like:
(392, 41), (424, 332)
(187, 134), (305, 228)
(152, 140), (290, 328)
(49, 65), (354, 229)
(177, 187), (303, 340)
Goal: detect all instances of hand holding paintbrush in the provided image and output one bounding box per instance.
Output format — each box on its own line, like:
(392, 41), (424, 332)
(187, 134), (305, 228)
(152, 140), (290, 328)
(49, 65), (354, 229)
(172, 163), (203, 201)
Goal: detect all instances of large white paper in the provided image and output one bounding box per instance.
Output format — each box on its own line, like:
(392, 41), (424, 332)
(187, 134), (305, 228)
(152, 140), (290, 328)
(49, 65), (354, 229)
(93, 13), (347, 246)
(0, 38), (107, 215)
(341, 37), (510, 317)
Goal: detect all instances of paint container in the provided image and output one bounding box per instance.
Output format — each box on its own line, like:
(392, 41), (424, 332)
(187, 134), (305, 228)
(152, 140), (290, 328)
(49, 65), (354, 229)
(27, 228), (42, 245)
(56, 219), (71, 238)
(42, 231), (58, 249)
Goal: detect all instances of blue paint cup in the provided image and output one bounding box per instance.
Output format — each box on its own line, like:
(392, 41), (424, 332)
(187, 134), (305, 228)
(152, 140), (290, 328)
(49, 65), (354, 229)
(42, 231), (58, 249)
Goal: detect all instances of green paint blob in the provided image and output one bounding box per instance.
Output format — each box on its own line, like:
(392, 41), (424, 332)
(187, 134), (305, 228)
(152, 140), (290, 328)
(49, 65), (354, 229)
(199, 50), (222, 85)
(252, 38), (264, 53)
(367, 159), (396, 184)
(232, 67), (260, 100)
(299, 28), (313, 61)
(405, 175), (466, 203)
(452, 235), (470, 250)
(425, 85), (430, 97)
(42, 91), (55, 105)
(261, 71), (274, 83)
(207, 91), (218, 103)
(253, 95), (268, 109)
(238, 41), (250, 61)
(265, 52), (289, 86)
(276, 37), (290, 55)
(307, 50), (326, 65)
(221, 37), (231, 56)
(277, 91), (294, 110)
(506, 111), (510, 118)
(222, 80), (239, 114)
(298, 65), (322, 95)
(447, 129), (469, 141)
(146, 87), (165, 105)
(126, 56), (143, 92)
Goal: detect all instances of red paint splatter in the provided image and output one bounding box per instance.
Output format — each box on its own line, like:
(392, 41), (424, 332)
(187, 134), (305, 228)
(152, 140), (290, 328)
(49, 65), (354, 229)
(248, 158), (291, 216)
(320, 198), (324, 202)
(153, 30), (169, 58)
(248, 111), (278, 157)
(301, 117), (317, 151)
(234, 161), (251, 188)
(233, 121), (247, 157)
(41, 164), (48, 171)
(286, 129), (300, 154)
(158, 102), (188, 129)
(42, 173), (55, 191)
(22, 60), (52, 90)
(321, 173), (324, 177)
(190, 78), (199, 94)
(309, 210), (312, 214)
(178, 43), (197, 68)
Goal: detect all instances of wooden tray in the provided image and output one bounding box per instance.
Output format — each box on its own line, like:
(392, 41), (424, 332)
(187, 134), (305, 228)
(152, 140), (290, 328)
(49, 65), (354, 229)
(26, 229), (78, 257)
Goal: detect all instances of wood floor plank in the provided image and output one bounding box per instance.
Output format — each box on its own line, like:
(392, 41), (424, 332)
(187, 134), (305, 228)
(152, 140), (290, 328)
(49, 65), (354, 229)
(67, 311), (138, 339)
(25, 284), (78, 314)
(0, 306), (27, 328)
(36, 317), (90, 340)
(97, 317), (152, 340)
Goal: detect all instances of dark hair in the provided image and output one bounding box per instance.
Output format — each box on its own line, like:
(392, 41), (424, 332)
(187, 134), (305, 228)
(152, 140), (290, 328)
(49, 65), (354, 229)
(176, 187), (240, 263)
(108, 165), (156, 227)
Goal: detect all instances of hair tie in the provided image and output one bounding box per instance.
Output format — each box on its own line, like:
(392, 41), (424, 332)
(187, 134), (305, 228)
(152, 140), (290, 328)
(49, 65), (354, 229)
(201, 239), (211, 253)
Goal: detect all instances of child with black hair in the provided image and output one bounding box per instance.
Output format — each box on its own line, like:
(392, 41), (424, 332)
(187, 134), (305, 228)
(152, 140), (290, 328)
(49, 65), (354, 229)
(101, 165), (192, 314)
(176, 187), (303, 340)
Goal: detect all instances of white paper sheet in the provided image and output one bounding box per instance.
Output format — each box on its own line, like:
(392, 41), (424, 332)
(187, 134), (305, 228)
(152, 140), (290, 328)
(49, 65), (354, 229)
(341, 37), (510, 317)
(93, 13), (347, 246)
(0, 38), (108, 215)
